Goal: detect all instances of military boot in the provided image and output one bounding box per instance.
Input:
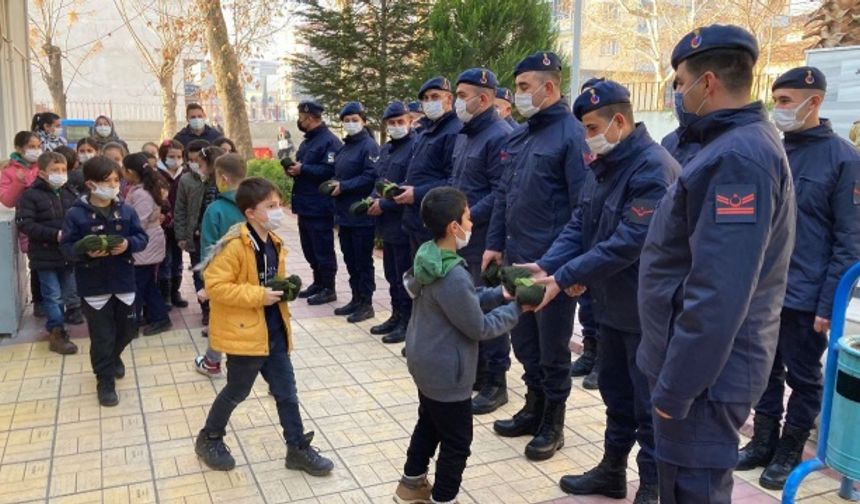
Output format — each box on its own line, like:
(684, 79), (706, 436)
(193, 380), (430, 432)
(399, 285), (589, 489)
(582, 355), (600, 390)
(49, 327), (78, 355)
(347, 298), (374, 323)
(299, 283), (322, 299)
(472, 372), (508, 415)
(371, 311), (401, 335)
(633, 483), (659, 504)
(308, 287), (337, 305)
(195, 430), (236, 471)
(737, 414), (780, 471)
(570, 337), (597, 377)
(97, 376), (119, 407)
(493, 389), (545, 438)
(559, 453), (627, 498)
(286, 431), (334, 476)
(334, 293), (360, 316)
(760, 426), (810, 490)
(382, 320), (407, 344)
(525, 400), (565, 461)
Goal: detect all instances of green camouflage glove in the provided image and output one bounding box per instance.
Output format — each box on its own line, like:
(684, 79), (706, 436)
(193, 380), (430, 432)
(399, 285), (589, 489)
(318, 180), (338, 196)
(349, 197), (374, 216)
(481, 261), (502, 287)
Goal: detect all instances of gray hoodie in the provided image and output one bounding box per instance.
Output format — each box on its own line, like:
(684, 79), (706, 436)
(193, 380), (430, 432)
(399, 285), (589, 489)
(404, 263), (521, 402)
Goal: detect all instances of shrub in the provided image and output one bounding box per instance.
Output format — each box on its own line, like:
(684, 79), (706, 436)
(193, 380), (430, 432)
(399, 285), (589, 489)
(247, 158), (293, 207)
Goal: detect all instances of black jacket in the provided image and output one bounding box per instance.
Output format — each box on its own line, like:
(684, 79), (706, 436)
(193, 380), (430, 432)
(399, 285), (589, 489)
(15, 177), (79, 269)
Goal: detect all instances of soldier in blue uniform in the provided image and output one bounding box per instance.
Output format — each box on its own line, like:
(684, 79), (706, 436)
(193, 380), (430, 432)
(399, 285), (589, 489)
(636, 25), (795, 503)
(522, 80), (679, 504)
(737, 66), (860, 490)
(448, 68), (514, 415)
(484, 51), (589, 461)
(394, 77), (463, 254)
(407, 101), (429, 132)
(327, 101), (379, 323)
(286, 101), (342, 305)
(368, 101), (417, 344)
(494, 87), (518, 128)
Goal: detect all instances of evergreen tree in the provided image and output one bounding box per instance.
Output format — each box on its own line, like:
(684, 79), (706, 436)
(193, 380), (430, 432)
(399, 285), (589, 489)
(421, 0), (559, 90)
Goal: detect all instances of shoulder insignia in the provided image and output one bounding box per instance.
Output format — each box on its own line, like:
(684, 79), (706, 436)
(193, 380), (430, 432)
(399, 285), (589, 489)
(715, 184), (756, 223)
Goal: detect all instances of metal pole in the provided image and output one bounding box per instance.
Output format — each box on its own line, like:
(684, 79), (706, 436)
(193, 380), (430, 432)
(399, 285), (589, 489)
(570, 0), (583, 99)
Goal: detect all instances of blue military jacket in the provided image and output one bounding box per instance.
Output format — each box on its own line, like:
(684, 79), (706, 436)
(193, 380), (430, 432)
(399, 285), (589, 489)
(637, 103), (796, 420)
(661, 128), (701, 166)
(538, 124), (679, 333)
(291, 124), (342, 217)
(333, 128), (379, 227)
(376, 132), (416, 243)
(486, 100), (589, 263)
(783, 120), (860, 319)
(449, 107), (512, 262)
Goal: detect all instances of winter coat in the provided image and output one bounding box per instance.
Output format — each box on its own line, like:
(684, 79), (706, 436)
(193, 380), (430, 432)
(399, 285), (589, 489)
(173, 170), (206, 250)
(158, 166), (186, 229)
(125, 184), (166, 266)
(14, 176), (79, 270)
(200, 189), (245, 258)
(89, 116), (128, 151)
(173, 124), (222, 147)
(375, 132), (416, 244)
(333, 128), (379, 227)
(0, 155), (39, 207)
(291, 124), (342, 217)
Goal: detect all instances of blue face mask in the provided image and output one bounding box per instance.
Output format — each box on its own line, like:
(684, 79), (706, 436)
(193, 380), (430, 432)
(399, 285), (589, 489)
(673, 74), (707, 129)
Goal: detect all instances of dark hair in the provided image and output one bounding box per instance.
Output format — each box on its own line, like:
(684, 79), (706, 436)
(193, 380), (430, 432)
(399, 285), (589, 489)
(213, 137), (236, 152)
(158, 139), (184, 162)
(31, 112), (60, 132)
(53, 145), (77, 169)
(683, 48), (755, 95)
(14, 131), (37, 149)
(83, 155), (121, 182)
(76, 137), (99, 152)
(141, 141), (159, 152)
(101, 141), (128, 157)
(142, 151), (157, 160)
(213, 153), (247, 181)
(421, 187), (468, 240)
(123, 152), (165, 206)
(37, 151), (66, 171)
(186, 139), (211, 156)
(537, 70), (563, 86)
(594, 103), (635, 125)
(236, 177), (280, 214)
(186, 103), (205, 115)
(200, 145), (225, 167)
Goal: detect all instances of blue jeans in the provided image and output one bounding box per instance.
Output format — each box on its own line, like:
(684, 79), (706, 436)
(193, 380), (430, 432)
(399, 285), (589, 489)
(37, 267), (76, 330)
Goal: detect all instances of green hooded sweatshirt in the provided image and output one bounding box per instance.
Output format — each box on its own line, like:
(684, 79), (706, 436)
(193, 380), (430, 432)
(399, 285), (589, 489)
(413, 240), (465, 285)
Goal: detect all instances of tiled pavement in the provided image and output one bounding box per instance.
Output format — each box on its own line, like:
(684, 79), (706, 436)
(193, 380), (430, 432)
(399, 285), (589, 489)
(0, 214), (855, 504)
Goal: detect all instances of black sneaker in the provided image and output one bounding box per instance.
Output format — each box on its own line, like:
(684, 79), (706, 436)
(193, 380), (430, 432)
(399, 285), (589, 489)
(143, 319), (173, 336)
(195, 430), (236, 471)
(286, 432), (333, 476)
(97, 377), (119, 407)
(115, 357), (126, 379)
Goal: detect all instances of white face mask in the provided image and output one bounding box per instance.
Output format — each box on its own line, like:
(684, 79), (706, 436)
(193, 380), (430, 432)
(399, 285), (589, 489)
(24, 149), (42, 163)
(343, 122), (363, 136)
(773, 96), (814, 133)
(387, 125), (408, 140)
(188, 162), (201, 174)
(455, 223), (472, 250)
(165, 158), (180, 169)
(515, 89), (543, 118)
(189, 118), (206, 130)
(51, 128), (63, 138)
(95, 125), (112, 137)
(92, 184), (119, 201)
(262, 208), (285, 230)
(454, 97), (477, 123)
(78, 152), (95, 163)
(585, 120), (620, 156)
(423, 99), (445, 121)
(47, 173), (67, 188)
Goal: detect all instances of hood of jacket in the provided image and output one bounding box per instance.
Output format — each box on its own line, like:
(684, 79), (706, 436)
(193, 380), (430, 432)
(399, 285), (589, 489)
(412, 240), (464, 285)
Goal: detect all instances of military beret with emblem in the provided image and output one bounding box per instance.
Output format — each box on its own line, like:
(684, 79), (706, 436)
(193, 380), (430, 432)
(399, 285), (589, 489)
(339, 101), (366, 120)
(671, 24), (759, 70)
(495, 87), (513, 104)
(418, 76), (452, 100)
(573, 80), (631, 121)
(456, 68), (499, 90)
(383, 101), (410, 120)
(298, 100), (324, 116)
(580, 77), (605, 93)
(772, 66), (826, 92)
(407, 101), (423, 113)
(514, 51), (563, 76)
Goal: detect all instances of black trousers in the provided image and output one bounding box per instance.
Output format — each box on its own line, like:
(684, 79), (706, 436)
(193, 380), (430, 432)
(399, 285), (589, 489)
(297, 215), (337, 289)
(755, 307), (827, 432)
(338, 225), (376, 299)
(382, 240), (412, 317)
(404, 392), (472, 502)
(82, 296), (136, 379)
(578, 292), (598, 341)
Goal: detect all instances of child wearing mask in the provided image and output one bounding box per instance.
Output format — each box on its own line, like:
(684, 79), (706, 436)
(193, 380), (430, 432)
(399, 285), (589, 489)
(31, 112), (66, 152)
(73, 138), (100, 193)
(157, 139), (189, 309)
(213, 137), (236, 153)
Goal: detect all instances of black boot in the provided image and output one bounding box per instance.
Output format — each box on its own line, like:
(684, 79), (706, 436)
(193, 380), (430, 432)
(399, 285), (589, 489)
(371, 312), (401, 335)
(64, 306), (85, 325)
(195, 430), (236, 471)
(493, 389), (545, 438)
(737, 414), (781, 471)
(115, 357), (126, 379)
(159, 278), (173, 308)
(759, 426), (810, 490)
(381, 320), (407, 344)
(582, 357), (600, 390)
(633, 483), (659, 504)
(334, 295), (360, 315)
(308, 287), (337, 305)
(97, 376), (119, 407)
(299, 283), (322, 299)
(286, 431), (334, 476)
(472, 365), (488, 392)
(525, 400), (565, 461)
(559, 453), (628, 498)
(472, 372), (508, 415)
(347, 299), (374, 323)
(570, 337), (597, 377)
(170, 276), (189, 308)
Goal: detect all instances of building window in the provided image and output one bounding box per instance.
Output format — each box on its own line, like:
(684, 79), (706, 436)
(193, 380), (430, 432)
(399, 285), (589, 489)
(600, 39), (620, 56)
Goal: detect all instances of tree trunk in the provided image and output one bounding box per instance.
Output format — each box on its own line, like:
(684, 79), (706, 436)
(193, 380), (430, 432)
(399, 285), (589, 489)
(43, 43), (67, 117)
(198, 0), (254, 160)
(158, 72), (178, 140)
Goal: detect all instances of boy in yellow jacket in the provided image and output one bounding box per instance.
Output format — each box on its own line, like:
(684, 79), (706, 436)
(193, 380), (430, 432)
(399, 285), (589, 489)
(195, 177), (334, 476)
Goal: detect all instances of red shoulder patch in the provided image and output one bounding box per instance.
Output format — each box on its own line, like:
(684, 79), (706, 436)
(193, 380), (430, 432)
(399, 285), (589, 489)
(715, 185), (756, 223)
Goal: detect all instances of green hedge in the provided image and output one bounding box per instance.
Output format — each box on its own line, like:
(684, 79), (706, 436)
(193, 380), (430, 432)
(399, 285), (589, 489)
(247, 158), (294, 207)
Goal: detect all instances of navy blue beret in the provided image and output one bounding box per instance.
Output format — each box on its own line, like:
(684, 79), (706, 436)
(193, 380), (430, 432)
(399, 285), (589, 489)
(514, 51), (562, 76)
(418, 76), (452, 100)
(298, 101), (324, 115)
(495, 87), (513, 104)
(383, 101), (410, 120)
(573, 80), (631, 121)
(339, 101), (366, 120)
(580, 77), (605, 93)
(772, 66), (827, 92)
(671, 24), (759, 70)
(407, 101), (423, 113)
(456, 68), (498, 90)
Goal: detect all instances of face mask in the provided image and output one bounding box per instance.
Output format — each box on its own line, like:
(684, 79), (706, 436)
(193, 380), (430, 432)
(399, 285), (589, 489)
(455, 223), (472, 250)
(515, 88), (544, 118)
(47, 173), (67, 188)
(423, 100), (445, 121)
(95, 125), (112, 137)
(51, 128), (63, 138)
(387, 125), (408, 140)
(189, 118), (206, 130)
(188, 162), (201, 174)
(262, 207), (284, 230)
(586, 119), (620, 156)
(24, 149), (41, 163)
(165, 158), (180, 169)
(673, 74), (708, 128)
(91, 184), (119, 201)
(78, 152), (95, 163)
(343, 122), (363, 136)
(455, 97), (477, 123)
(773, 96), (813, 133)
(297, 119), (307, 133)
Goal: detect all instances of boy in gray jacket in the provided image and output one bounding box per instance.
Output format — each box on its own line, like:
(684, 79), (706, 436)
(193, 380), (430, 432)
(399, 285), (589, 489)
(394, 187), (528, 504)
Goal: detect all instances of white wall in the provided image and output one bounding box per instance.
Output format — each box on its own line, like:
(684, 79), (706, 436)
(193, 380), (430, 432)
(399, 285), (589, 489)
(0, 0), (33, 157)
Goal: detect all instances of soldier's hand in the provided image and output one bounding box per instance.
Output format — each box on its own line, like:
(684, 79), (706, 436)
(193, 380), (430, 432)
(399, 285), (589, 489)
(482, 250), (502, 272)
(330, 181), (342, 197)
(393, 186), (415, 205)
(514, 262), (547, 282)
(264, 288), (284, 306)
(534, 276), (560, 311)
(367, 199), (383, 216)
(814, 316), (830, 334)
(565, 284), (587, 297)
(286, 162), (301, 177)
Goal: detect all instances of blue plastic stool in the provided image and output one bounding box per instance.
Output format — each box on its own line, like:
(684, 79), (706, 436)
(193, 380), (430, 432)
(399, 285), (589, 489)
(782, 262), (860, 503)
